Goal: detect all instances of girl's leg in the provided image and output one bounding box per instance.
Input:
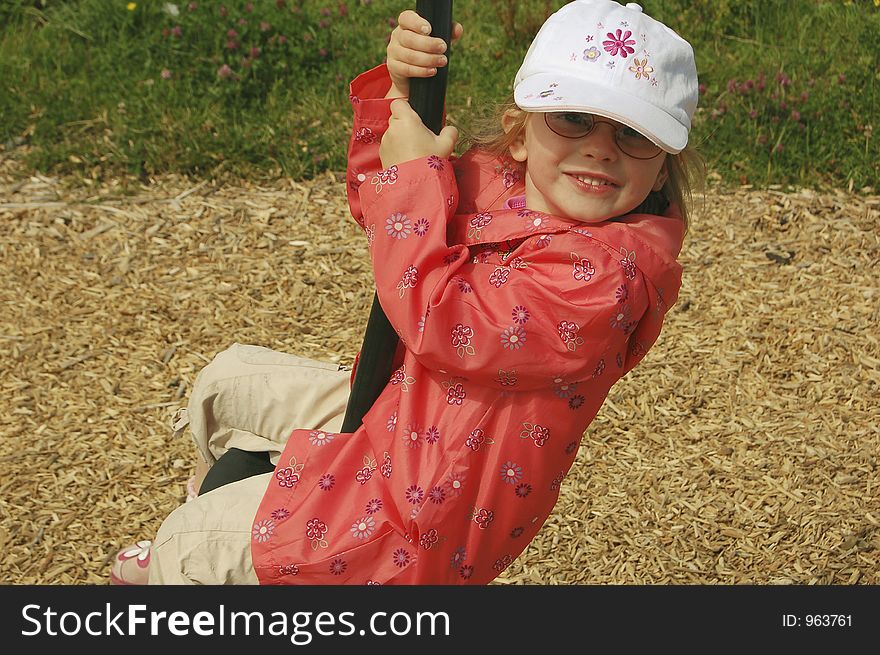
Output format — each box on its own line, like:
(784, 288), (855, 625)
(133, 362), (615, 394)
(112, 343), (351, 584)
(148, 472), (272, 584)
(183, 342), (351, 466)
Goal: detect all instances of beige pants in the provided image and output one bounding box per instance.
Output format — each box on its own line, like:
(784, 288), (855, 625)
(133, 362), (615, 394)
(149, 344), (351, 584)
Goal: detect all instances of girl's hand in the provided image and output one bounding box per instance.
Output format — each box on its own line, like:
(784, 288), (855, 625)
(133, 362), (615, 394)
(380, 99), (459, 168)
(386, 9), (464, 99)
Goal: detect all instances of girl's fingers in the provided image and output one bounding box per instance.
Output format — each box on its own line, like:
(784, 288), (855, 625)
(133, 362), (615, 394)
(394, 26), (448, 54)
(399, 9), (463, 39)
(451, 22), (464, 46)
(396, 9), (430, 33)
(388, 60), (437, 80)
(388, 43), (447, 70)
(437, 125), (459, 154)
(394, 12), (463, 50)
(389, 11), (461, 87)
(389, 98), (414, 116)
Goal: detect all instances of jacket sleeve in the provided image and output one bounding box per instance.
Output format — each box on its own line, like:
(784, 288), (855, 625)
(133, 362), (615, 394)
(358, 156), (671, 390)
(346, 64), (397, 229)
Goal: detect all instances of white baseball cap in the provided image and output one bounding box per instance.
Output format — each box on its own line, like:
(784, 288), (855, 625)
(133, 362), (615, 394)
(513, 0), (698, 154)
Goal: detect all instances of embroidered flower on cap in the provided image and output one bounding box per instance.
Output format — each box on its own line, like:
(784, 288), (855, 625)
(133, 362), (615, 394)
(629, 57), (654, 80)
(583, 46), (601, 62)
(603, 28), (636, 57)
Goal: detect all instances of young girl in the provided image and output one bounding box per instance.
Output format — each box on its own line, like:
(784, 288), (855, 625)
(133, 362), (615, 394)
(112, 0), (704, 585)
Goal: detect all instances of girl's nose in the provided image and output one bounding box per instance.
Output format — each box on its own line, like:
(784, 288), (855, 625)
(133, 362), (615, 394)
(578, 122), (618, 160)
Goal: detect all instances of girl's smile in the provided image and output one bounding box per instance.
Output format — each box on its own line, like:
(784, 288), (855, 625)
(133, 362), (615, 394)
(564, 170), (619, 194)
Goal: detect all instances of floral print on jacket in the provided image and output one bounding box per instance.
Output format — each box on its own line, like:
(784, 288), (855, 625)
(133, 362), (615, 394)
(251, 64), (684, 585)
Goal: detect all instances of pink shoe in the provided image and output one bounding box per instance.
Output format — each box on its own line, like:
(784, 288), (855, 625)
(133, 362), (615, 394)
(110, 540), (152, 585)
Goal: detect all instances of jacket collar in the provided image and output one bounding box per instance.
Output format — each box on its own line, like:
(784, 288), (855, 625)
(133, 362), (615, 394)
(449, 148), (578, 245)
(449, 148), (686, 265)
(448, 206), (581, 247)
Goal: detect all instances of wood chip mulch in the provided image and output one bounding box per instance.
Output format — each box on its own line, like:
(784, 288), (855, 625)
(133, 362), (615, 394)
(1, 151), (877, 585)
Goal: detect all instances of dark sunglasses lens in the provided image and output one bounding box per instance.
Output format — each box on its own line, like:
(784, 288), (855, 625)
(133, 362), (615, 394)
(616, 128), (663, 158)
(546, 112), (593, 137)
(546, 112), (662, 159)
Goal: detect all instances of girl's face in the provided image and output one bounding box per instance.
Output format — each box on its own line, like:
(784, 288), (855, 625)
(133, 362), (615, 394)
(505, 112), (668, 223)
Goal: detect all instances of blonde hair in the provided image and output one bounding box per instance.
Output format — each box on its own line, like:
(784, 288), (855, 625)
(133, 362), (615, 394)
(464, 95), (706, 233)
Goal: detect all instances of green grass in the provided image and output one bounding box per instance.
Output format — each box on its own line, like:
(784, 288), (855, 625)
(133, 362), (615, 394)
(1, 0), (878, 190)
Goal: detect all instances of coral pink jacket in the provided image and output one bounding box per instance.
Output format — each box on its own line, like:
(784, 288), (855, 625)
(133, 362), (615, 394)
(251, 65), (684, 584)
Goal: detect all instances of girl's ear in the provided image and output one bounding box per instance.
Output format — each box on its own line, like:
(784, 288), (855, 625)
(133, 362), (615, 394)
(652, 157), (669, 191)
(502, 110), (528, 163)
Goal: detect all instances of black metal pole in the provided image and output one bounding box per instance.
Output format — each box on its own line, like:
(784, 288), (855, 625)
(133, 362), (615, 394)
(341, 0), (454, 433)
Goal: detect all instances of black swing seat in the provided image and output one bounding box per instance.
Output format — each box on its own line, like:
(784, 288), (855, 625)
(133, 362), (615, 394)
(197, 448), (276, 496)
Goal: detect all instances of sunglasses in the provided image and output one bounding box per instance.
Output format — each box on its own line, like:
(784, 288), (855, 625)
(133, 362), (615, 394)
(543, 112), (664, 160)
